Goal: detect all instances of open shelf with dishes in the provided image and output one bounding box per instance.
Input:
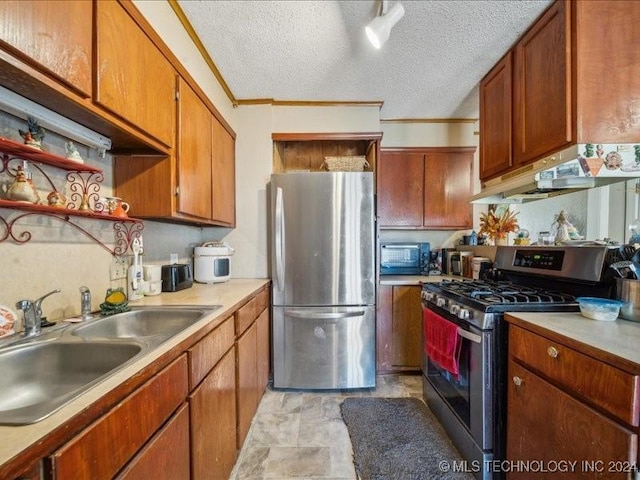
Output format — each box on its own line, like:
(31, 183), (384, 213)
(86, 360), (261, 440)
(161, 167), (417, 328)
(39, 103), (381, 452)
(0, 137), (143, 255)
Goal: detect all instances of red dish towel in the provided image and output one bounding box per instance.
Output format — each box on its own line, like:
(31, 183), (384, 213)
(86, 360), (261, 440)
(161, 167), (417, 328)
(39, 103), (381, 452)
(424, 309), (461, 376)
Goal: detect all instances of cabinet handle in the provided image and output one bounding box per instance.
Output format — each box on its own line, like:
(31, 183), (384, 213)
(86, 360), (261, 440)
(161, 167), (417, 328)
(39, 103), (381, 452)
(547, 346), (559, 358)
(512, 376), (523, 386)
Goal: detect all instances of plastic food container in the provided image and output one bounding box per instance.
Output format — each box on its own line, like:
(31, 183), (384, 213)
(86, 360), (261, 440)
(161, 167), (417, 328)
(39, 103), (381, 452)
(576, 297), (625, 321)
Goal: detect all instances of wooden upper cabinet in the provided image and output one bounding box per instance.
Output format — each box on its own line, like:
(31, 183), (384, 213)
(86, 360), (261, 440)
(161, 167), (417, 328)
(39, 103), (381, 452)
(211, 116), (236, 227)
(574, 0), (640, 143)
(513, 0), (571, 167)
(378, 148), (474, 229)
(424, 150), (473, 229)
(95, 0), (176, 148)
(177, 77), (212, 220)
(479, 52), (513, 181)
(377, 151), (425, 227)
(0, 1), (92, 98)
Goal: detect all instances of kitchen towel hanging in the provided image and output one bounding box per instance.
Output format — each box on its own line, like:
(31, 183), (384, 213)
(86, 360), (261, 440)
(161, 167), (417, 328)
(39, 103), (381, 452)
(423, 309), (461, 377)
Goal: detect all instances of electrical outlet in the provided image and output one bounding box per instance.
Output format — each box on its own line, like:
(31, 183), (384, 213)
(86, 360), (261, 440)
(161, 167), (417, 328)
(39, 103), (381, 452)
(110, 256), (128, 280)
(170, 253), (179, 264)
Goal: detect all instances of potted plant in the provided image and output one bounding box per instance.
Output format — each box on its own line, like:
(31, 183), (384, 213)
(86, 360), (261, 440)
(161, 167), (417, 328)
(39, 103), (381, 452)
(478, 207), (519, 245)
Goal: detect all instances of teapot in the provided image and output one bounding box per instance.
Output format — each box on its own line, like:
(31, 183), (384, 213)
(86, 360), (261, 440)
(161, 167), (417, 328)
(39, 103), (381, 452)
(6, 165), (39, 203)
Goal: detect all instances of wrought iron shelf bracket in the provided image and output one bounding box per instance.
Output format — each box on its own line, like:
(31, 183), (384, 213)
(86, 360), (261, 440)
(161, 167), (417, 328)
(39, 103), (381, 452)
(0, 139), (144, 255)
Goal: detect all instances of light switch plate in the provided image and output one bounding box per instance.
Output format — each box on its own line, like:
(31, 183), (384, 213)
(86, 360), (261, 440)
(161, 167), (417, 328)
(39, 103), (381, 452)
(110, 256), (128, 280)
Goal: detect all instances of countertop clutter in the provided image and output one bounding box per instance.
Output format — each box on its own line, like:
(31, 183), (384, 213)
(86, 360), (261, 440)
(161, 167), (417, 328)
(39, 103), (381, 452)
(0, 279), (268, 475)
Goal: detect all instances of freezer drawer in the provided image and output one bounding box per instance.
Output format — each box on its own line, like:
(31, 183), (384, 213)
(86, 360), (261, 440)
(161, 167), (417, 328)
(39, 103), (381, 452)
(272, 306), (376, 389)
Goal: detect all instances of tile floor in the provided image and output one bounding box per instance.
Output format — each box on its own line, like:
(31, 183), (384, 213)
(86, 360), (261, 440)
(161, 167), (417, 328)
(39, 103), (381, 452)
(229, 374), (424, 480)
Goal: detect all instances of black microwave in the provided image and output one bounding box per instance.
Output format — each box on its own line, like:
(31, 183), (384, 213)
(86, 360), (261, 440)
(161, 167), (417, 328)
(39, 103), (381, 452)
(380, 242), (430, 275)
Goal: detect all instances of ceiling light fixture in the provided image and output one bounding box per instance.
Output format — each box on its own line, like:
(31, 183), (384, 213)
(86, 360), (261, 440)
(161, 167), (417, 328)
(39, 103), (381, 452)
(365, 1), (405, 49)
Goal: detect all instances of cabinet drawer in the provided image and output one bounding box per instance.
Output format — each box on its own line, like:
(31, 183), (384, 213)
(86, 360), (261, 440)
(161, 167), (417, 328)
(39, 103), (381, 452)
(510, 326), (640, 426)
(235, 297), (257, 336)
(188, 315), (235, 389)
(116, 402), (190, 480)
(255, 288), (270, 316)
(49, 355), (188, 480)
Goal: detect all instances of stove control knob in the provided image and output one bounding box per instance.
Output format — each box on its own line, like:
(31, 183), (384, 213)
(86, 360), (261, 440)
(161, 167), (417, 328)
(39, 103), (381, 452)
(458, 308), (472, 320)
(450, 304), (460, 316)
(436, 297), (447, 308)
(426, 292), (436, 302)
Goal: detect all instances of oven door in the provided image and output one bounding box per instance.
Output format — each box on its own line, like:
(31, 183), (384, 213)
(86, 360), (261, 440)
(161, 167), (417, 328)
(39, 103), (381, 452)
(422, 303), (493, 450)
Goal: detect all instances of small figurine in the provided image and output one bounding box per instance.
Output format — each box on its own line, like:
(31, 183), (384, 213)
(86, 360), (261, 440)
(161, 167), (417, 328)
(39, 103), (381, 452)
(47, 191), (66, 208)
(65, 141), (84, 163)
(18, 116), (46, 150)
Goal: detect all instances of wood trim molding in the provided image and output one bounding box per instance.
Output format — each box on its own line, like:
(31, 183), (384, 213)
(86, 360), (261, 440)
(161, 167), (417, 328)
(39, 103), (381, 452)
(381, 146), (477, 154)
(272, 132), (383, 141)
(167, 0), (237, 106)
(236, 99), (384, 108)
(380, 118), (478, 123)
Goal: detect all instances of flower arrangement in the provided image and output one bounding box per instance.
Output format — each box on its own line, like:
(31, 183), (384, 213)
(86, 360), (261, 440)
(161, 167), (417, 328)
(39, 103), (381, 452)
(478, 207), (519, 243)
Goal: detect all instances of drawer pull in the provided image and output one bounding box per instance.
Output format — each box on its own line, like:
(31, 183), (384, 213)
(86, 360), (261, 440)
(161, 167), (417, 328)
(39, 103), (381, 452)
(512, 376), (523, 386)
(547, 346), (559, 358)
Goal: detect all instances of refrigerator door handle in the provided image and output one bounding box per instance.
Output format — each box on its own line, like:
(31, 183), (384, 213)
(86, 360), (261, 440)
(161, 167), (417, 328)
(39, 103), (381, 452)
(286, 310), (366, 320)
(275, 186), (285, 291)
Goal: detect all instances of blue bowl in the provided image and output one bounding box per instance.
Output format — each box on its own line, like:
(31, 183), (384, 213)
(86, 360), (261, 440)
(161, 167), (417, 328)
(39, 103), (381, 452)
(576, 297), (625, 321)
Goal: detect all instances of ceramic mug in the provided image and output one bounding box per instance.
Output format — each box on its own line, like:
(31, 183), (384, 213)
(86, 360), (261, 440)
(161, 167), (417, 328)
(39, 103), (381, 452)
(103, 197), (130, 217)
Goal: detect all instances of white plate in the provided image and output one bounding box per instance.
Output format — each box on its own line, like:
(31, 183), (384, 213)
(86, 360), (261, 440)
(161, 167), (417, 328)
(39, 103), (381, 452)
(0, 305), (17, 337)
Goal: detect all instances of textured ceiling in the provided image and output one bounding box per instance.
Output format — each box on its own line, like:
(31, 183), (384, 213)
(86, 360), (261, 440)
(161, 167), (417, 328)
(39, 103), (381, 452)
(177, 0), (553, 119)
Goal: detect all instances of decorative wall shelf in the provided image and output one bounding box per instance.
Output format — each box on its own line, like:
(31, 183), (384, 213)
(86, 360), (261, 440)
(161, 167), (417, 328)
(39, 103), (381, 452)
(0, 137), (101, 173)
(0, 138), (143, 255)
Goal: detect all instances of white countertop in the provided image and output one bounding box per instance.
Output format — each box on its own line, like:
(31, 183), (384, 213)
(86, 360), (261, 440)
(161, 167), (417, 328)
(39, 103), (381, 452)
(0, 279), (269, 472)
(505, 311), (640, 368)
(379, 275), (462, 285)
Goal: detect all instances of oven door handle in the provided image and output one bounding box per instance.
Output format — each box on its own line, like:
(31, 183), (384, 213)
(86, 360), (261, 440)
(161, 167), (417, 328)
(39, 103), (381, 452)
(457, 327), (482, 344)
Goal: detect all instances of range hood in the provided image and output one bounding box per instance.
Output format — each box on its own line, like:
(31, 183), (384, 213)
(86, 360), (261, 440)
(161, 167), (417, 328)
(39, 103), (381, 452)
(471, 143), (640, 204)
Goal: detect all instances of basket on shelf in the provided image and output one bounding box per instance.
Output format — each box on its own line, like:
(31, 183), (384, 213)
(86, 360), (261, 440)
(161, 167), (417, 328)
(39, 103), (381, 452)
(321, 155), (370, 172)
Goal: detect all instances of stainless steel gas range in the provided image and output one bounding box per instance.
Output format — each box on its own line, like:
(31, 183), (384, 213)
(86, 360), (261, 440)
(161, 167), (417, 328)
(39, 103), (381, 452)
(421, 246), (618, 480)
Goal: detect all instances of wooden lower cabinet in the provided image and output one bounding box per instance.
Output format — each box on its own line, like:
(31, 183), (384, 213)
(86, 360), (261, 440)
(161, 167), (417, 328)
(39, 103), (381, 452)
(376, 285), (422, 373)
(48, 356), (188, 480)
(190, 348), (237, 480)
(507, 360), (636, 479)
(237, 322), (259, 449)
(506, 323), (639, 479)
(116, 403), (190, 480)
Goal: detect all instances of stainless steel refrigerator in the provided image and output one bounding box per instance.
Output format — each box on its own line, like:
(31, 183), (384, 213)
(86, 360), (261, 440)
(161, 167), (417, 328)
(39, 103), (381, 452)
(270, 172), (376, 389)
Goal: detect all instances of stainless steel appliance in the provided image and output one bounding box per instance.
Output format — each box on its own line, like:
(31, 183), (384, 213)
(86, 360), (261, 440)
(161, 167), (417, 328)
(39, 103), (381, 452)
(270, 172), (376, 389)
(421, 245), (616, 480)
(379, 242), (430, 275)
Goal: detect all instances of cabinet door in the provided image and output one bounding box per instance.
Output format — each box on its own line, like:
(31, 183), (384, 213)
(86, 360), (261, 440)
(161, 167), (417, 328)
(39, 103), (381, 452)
(236, 322), (258, 449)
(211, 116), (236, 226)
(190, 348), (237, 480)
(513, 0), (571, 166)
(377, 151), (425, 227)
(479, 52), (513, 180)
(507, 360), (637, 480)
(0, 1), (92, 97)
(423, 151), (473, 229)
(116, 403), (190, 480)
(177, 77), (213, 220)
(391, 286), (422, 370)
(95, 0), (175, 147)
(49, 356), (188, 480)
(256, 307), (270, 393)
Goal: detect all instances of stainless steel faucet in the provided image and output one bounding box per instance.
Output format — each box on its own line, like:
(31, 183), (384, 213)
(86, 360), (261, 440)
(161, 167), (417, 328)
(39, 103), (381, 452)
(15, 289), (61, 337)
(80, 286), (92, 321)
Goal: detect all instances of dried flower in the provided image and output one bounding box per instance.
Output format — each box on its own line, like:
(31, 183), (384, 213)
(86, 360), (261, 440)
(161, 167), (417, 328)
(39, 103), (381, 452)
(478, 208), (519, 241)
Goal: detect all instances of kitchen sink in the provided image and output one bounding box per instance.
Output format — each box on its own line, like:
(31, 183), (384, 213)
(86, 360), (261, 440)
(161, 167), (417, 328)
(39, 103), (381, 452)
(0, 341), (143, 425)
(70, 307), (217, 340)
